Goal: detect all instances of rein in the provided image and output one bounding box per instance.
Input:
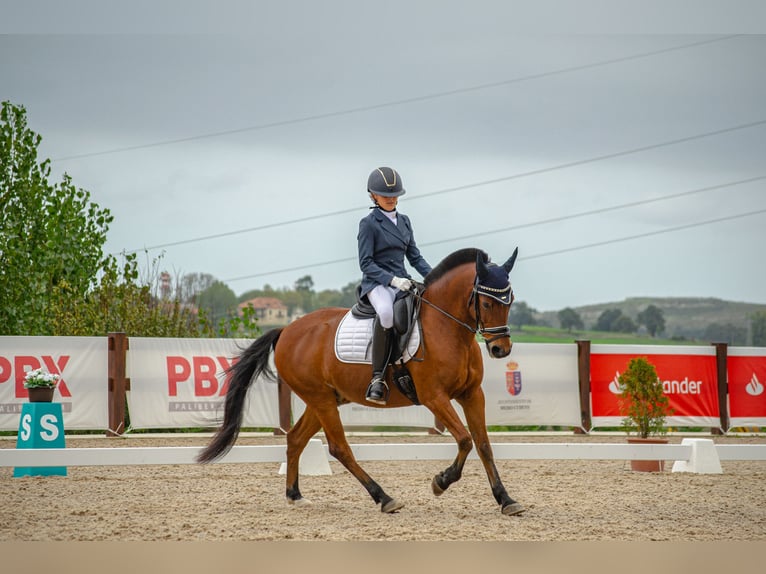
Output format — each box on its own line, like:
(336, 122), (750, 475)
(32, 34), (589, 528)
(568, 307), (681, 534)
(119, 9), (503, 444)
(412, 277), (512, 344)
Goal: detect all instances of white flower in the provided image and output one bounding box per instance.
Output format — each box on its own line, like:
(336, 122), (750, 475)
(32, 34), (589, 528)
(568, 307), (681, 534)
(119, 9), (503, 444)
(23, 368), (60, 388)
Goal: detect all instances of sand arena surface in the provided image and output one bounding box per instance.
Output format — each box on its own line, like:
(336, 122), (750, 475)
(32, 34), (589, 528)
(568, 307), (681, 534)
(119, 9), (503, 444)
(2, 433), (765, 541)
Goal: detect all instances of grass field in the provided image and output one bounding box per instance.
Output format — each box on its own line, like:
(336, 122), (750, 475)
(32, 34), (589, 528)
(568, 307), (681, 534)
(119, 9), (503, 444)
(508, 325), (701, 345)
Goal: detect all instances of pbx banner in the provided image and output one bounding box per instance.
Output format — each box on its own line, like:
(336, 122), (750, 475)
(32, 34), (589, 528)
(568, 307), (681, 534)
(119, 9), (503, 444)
(127, 337), (280, 429)
(0, 336), (108, 430)
(590, 345), (720, 428)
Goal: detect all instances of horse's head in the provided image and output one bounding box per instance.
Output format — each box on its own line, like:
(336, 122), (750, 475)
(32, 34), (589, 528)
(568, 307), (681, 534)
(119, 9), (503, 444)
(473, 247), (518, 358)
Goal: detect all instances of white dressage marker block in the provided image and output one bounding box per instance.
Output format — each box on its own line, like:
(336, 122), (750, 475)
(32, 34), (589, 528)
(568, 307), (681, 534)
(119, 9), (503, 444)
(278, 438), (332, 476)
(672, 438), (723, 474)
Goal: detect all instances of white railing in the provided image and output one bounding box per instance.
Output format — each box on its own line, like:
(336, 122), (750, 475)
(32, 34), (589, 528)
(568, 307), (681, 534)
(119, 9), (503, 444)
(2, 439), (764, 473)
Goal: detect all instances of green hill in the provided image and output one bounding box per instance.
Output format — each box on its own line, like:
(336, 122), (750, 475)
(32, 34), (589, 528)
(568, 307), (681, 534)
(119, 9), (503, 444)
(535, 297), (766, 343)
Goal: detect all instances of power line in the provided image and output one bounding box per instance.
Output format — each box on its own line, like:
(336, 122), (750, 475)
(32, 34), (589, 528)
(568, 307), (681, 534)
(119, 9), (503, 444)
(417, 175), (766, 248)
(54, 35), (739, 162)
(117, 119), (766, 255)
(521, 207), (766, 262)
(222, 203), (766, 284)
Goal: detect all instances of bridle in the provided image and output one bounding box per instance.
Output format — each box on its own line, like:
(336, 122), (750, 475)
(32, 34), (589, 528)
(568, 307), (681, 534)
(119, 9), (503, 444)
(412, 275), (514, 347)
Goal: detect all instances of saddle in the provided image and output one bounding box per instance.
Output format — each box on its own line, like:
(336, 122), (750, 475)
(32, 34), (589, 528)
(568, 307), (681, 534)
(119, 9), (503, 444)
(349, 284), (424, 404)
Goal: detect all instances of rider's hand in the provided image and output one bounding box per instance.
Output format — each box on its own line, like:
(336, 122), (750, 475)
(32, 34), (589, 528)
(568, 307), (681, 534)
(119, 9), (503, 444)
(390, 276), (413, 291)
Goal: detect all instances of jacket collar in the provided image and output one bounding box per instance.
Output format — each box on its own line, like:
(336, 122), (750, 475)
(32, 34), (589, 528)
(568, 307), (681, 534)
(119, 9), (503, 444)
(372, 208), (408, 243)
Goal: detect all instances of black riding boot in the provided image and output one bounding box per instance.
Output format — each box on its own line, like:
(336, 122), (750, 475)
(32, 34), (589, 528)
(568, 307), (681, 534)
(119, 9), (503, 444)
(365, 317), (393, 405)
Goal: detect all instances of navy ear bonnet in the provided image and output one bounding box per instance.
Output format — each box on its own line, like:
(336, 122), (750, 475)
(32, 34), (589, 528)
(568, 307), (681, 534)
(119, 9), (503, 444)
(477, 265), (513, 304)
(475, 248), (518, 305)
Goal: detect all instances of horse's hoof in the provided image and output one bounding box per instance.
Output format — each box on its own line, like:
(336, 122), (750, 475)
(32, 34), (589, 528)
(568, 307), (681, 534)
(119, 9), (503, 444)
(286, 496), (312, 507)
(381, 499), (405, 513)
(431, 476), (445, 497)
(501, 502), (525, 516)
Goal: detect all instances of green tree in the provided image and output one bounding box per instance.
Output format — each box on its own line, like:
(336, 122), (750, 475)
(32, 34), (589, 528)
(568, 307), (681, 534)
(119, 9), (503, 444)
(618, 356), (670, 438)
(594, 308), (623, 332)
(558, 307), (584, 332)
(637, 304), (666, 337)
(704, 322), (747, 345)
(751, 311), (766, 346)
(294, 274), (315, 311)
(1, 101), (113, 335)
(197, 280), (237, 325)
(508, 300), (535, 330)
(612, 315), (637, 334)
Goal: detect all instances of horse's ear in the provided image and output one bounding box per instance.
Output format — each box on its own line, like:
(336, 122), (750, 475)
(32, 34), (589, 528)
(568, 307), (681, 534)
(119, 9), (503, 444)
(476, 251), (489, 281)
(503, 247), (519, 273)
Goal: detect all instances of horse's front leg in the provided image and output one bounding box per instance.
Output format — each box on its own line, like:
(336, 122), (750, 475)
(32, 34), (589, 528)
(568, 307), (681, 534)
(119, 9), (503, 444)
(457, 387), (525, 516)
(313, 402), (404, 514)
(423, 396), (475, 496)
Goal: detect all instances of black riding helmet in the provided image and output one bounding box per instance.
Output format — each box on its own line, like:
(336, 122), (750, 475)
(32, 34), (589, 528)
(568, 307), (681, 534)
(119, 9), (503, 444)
(367, 167), (406, 197)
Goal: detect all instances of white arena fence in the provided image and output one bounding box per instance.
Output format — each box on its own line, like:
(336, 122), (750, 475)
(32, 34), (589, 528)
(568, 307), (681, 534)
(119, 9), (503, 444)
(1, 335), (765, 433)
(2, 439), (765, 475)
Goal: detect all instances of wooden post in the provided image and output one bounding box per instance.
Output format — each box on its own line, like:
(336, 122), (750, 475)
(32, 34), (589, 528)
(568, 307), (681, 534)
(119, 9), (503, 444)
(275, 376), (292, 435)
(712, 342), (729, 434)
(575, 340), (592, 434)
(107, 332), (130, 438)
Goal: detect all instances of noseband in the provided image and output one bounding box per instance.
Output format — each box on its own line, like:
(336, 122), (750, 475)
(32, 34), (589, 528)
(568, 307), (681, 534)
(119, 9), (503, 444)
(469, 276), (514, 344)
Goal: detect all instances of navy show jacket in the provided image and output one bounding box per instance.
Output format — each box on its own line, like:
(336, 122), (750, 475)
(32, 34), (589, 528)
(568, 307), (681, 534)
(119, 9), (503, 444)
(357, 208), (432, 297)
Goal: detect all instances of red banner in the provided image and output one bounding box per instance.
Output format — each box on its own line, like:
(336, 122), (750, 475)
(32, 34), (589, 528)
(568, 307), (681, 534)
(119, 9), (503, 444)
(728, 354), (766, 420)
(591, 353), (719, 423)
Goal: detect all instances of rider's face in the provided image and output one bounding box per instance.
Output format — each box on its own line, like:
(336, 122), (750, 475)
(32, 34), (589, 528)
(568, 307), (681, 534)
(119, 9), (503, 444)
(371, 193), (398, 211)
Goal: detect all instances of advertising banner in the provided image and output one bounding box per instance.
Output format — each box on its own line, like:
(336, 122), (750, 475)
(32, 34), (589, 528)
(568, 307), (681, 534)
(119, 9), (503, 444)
(292, 343), (581, 429)
(591, 345), (719, 428)
(727, 347), (766, 427)
(127, 338), (280, 430)
(0, 336), (108, 430)
(292, 398), (436, 429)
(477, 343), (581, 427)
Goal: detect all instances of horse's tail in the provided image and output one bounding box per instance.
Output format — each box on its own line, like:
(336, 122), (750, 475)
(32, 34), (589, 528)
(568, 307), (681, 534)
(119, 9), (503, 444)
(196, 328), (283, 463)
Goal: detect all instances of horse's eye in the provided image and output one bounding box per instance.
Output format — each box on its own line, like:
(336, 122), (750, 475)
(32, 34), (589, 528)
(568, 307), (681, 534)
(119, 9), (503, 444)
(482, 301), (491, 310)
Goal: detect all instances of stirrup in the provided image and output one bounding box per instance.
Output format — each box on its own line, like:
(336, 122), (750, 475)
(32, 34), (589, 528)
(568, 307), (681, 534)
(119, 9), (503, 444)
(365, 377), (389, 405)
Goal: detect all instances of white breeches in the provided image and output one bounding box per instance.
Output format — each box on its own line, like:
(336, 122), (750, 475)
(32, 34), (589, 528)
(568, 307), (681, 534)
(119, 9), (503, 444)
(367, 284), (398, 329)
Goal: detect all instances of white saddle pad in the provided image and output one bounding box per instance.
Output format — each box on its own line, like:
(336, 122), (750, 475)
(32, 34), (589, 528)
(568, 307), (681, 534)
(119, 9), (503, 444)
(334, 310), (421, 364)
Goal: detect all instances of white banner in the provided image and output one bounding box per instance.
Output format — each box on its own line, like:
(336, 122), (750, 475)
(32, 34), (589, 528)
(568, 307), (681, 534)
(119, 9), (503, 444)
(292, 397), (436, 429)
(473, 343), (582, 427)
(0, 336), (108, 430)
(127, 338), (280, 430)
(291, 342), (581, 429)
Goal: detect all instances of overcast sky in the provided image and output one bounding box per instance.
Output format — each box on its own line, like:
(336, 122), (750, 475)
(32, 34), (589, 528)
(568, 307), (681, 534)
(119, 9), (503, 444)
(2, 3), (765, 311)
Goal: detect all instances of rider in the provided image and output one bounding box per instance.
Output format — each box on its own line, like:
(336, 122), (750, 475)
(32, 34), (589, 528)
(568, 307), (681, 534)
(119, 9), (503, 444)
(358, 167), (432, 405)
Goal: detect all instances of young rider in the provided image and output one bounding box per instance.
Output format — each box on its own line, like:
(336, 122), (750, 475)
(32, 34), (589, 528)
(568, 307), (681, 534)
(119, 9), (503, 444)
(357, 167), (432, 405)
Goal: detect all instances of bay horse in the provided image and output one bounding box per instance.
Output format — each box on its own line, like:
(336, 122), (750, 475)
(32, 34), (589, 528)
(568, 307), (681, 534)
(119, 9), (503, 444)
(197, 247), (524, 516)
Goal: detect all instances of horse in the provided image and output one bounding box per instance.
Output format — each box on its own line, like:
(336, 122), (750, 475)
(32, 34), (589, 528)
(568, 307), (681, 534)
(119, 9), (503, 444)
(197, 247), (524, 516)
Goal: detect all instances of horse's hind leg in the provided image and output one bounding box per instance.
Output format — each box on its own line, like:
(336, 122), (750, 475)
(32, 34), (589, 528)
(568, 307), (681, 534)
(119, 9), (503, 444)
(314, 405), (404, 514)
(458, 389), (524, 516)
(285, 407), (322, 506)
(423, 397), (475, 496)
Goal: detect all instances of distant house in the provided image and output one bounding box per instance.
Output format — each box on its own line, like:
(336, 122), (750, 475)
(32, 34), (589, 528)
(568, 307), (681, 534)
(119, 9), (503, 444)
(238, 297), (289, 327)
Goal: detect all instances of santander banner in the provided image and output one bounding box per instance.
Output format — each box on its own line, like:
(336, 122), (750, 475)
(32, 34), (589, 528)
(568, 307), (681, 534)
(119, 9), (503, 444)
(0, 336), (108, 430)
(590, 345), (720, 428)
(727, 347), (766, 427)
(127, 338), (280, 429)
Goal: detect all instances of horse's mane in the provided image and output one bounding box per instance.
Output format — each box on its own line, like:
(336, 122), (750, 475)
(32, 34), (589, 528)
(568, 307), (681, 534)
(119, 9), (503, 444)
(424, 248), (488, 287)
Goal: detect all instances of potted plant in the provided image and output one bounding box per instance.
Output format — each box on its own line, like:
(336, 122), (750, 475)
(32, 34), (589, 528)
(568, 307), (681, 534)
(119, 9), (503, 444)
(618, 356), (672, 471)
(23, 368), (60, 403)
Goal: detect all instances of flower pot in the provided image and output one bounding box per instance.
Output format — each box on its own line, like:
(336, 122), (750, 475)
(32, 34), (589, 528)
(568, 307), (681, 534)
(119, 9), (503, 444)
(627, 437), (668, 472)
(27, 387), (55, 403)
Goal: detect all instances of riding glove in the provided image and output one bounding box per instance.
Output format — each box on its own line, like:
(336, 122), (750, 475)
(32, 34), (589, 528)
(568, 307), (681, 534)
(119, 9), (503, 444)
(390, 277), (412, 291)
